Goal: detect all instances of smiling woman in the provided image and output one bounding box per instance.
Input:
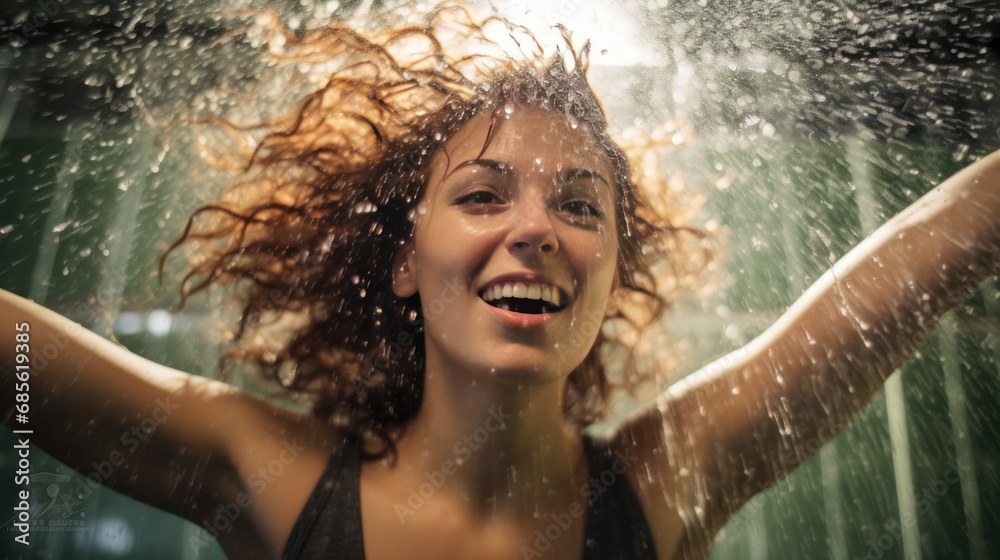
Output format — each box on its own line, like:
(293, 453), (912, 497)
(159, 7), (713, 464)
(1, 2), (999, 560)
(392, 106), (622, 383)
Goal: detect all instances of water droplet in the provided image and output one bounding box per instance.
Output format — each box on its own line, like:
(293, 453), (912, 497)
(354, 201), (377, 214)
(953, 144), (969, 161)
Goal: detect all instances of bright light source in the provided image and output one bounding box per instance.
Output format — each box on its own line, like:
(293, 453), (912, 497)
(146, 310), (173, 336)
(484, 0), (663, 67)
(114, 312), (142, 335)
(94, 517), (134, 555)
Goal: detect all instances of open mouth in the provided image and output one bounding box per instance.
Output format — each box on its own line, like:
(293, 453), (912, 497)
(478, 284), (569, 315)
(483, 297), (564, 314)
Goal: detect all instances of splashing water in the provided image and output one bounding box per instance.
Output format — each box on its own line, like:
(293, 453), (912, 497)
(0, 1), (998, 559)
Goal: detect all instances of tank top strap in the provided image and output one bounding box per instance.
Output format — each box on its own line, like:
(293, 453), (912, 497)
(579, 431), (658, 560)
(282, 437), (365, 560)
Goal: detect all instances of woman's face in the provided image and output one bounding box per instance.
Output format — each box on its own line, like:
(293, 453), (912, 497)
(392, 105), (620, 385)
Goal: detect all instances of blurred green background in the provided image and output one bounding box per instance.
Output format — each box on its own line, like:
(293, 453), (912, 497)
(1, 1), (999, 559)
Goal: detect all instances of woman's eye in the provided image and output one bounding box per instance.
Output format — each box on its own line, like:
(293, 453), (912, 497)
(562, 200), (603, 218)
(457, 190), (502, 205)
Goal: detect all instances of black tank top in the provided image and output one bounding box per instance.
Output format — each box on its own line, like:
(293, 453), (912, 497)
(282, 432), (657, 559)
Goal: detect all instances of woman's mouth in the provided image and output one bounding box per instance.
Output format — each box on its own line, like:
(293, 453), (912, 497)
(478, 281), (568, 314)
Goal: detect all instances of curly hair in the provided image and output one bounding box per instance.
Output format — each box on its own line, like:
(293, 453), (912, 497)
(162, 4), (716, 461)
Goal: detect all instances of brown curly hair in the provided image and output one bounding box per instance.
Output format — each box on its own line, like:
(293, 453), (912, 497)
(162, 4), (716, 460)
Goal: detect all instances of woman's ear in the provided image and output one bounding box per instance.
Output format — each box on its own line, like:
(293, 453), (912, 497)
(392, 241), (418, 298)
(605, 270), (620, 316)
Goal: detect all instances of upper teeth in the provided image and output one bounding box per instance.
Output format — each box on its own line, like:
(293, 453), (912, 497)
(481, 282), (563, 307)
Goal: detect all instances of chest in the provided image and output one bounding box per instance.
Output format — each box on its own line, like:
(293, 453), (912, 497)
(273, 434), (702, 560)
(359, 478), (589, 560)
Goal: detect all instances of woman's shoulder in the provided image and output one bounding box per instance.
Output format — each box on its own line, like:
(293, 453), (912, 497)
(218, 394), (348, 557)
(603, 413), (698, 560)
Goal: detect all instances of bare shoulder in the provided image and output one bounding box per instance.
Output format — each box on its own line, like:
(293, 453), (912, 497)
(606, 397), (719, 560)
(216, 392), (345, 557)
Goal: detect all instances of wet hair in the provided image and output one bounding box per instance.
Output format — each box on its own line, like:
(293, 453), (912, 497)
(163, 4), (716, 460)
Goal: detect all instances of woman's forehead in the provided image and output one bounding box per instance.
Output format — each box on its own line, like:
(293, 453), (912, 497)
(429, 105), (613, 184)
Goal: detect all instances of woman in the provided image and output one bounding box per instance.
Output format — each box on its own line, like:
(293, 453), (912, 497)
(2, 5), (998, 560)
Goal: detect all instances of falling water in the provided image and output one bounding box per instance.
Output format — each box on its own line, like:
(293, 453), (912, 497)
(1, 1), (998, 559)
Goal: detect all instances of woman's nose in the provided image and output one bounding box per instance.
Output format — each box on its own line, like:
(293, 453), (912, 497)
(506, 195), (558, 255)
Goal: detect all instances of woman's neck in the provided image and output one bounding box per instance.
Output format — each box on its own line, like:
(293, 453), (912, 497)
(391, 353), (588, 522)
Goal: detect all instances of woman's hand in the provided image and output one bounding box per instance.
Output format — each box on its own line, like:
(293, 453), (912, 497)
(614, 148), (1000, 536)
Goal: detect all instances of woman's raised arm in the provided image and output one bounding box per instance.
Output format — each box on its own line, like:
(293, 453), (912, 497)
(615, 149), (1000, 534)
(0, 288), (332, 553)
(0, 288), (250, 516)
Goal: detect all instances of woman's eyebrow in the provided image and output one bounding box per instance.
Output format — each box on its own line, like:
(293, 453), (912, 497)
(445, 160), (610, 191)
(557, 168), (610, 188)
(447, 158), (509, 178)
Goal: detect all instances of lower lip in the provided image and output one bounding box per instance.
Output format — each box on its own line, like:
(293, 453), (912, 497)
(482, 298), (560, 328)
